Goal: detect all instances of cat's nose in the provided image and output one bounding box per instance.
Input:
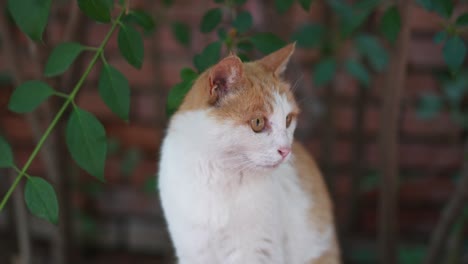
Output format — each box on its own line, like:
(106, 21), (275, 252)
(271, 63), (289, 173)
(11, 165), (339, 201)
(277, 147), (291, 158)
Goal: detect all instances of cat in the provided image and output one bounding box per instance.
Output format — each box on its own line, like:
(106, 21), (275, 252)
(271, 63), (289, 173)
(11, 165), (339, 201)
(158, 43), (340, 264)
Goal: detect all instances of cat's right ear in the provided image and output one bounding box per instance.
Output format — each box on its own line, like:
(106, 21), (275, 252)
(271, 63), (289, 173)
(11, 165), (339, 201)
(208, 55), (243, 105)
(257, 43), (295, 77)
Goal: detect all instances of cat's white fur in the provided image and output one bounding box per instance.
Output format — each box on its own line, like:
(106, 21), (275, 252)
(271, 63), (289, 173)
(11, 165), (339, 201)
(159, 92), (333, 264)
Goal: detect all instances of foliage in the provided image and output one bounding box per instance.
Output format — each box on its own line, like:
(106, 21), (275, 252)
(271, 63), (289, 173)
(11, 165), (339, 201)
(166, 0), (397, 115)
(0, 0), (154, 224)
(415, 0), (468, 127)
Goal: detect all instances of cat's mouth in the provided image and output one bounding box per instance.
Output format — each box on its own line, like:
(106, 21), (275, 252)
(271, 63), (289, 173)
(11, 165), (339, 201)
(259, 159), (284, 169)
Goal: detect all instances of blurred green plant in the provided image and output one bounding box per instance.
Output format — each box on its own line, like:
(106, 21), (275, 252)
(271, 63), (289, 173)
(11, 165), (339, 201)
(415, 0), (468, 127)
(0, 0), (154, 225)
(166, 0), (396, 118)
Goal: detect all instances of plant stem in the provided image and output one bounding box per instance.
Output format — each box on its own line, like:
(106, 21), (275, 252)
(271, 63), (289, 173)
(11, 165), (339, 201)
(0, 10), (125, 212)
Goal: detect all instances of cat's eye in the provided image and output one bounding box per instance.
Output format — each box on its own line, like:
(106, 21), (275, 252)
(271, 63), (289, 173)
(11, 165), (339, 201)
(286, 114), (293, 128)
(250, 117), (265, 133)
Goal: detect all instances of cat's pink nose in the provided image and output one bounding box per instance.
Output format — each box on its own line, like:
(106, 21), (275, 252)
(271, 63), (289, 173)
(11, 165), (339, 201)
(277, 147), (291, 158)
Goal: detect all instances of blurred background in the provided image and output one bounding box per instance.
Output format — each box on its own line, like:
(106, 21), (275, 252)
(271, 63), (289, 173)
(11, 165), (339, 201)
(0, 0), (468, 263)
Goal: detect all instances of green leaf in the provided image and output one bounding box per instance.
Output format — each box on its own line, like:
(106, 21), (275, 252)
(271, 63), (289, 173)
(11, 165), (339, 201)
(398, 245), (426, 264)
(44, 42), (85, 77)
(232, 11), (253, 33)
(432, 0), (453, 19)
(166, 80), (194, 116)
(345, 59), (370, 87)
(180, 68), (198, 82)
(25, 177), (59, 224)
(443, 36), (467, 73)
(7, 0), (52, 41)
(121, 148), (142, 177)
(234, 0), (247, 5)
(143, 176), (157, 193)
(359, 170), (380, 192)
(456, 13), (468, 27)
(193, 41), (222, 72)
(8, 81), (55, 113)
(217, 28), (228, 41)
(0, 136), (14, 168)
(162, 0), (173, 7)
(77, 0), (113, 23)
(237, 41), (254, 52)
(417, 93), (443, 120)
(291, 24), (324, 48)
(328, 0), (354, 20)
(379, 6), (401, 44)
(123, 10), (156, 34)
(106, 137), (120, 156)
(118, 23), (144, 69)
(250, 33), (287, 54)
(66, 108), (107, 180)
(238, 53), (250, 62)
(171, 22), (191, 47)
(355, 34), (389, 72)
(299, 0), (313, 11)
(313, 58), (337, 87)
(200, 8), (222, 33)
(275, 0), (294, 13)
(354, 0), (380, 11)
(441, 72), (468, 104)
(98, 65), (130, 120)
(433, 31), (447, 44)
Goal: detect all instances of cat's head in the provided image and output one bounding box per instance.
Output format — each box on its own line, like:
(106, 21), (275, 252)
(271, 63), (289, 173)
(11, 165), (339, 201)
(180, 43), (299, 172)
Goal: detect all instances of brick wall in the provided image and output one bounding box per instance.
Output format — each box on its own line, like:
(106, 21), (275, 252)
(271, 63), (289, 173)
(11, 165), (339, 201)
(0, 0), (466, 262)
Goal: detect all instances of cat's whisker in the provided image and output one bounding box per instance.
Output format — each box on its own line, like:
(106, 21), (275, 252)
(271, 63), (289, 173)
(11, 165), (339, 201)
(290, 74), (304, 93)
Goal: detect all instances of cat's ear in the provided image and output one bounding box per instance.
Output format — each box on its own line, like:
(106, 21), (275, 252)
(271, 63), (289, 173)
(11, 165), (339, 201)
(208, 55), (243, 104)
(257, 43), (295, 77)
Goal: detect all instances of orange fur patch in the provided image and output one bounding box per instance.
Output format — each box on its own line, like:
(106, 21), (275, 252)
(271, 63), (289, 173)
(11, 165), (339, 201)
(178, 46), (299, 125)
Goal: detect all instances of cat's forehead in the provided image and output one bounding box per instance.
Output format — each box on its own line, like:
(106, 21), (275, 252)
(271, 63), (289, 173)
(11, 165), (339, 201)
(209, 69), (298, 123)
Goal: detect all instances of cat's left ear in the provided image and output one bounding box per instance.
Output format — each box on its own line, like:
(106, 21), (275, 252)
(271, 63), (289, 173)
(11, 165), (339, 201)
(257, 43), (295, 77)
(208, 55), (243, 105)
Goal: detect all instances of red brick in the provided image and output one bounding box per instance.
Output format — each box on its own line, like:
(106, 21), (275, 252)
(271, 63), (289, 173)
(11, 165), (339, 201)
(407, 5), (443, 32)
(106, 124), (161, 155)
(361, 209), (440, 235)
(132, 160), (157, 186)
(104, 156), (156, 186)
(133, 93), (157, 121)
(399, 143), (461, 169)
(408, 38), (444, 68)
(1, 115), (34, 142)
(159, 59), (191, 88)
(404, 73), (439, 100)
(0, 89), (12, 112)
(334, 104), (380, 135)
(157, 26), (191, 56)
(365, 142), (461, 170)
(85, 24), (119, 52)
(76, 90), (115, 120)
(400, 177), (454, 204)
(402, 110), (461, 136)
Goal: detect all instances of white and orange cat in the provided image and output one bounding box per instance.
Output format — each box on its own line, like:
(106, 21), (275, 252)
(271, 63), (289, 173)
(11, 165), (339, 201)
(158, 44), (340, 264)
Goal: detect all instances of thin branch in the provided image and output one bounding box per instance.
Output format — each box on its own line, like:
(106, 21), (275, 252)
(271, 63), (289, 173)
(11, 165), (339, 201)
(378, 0), (411, 263)
(424, 142), (468, 264)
